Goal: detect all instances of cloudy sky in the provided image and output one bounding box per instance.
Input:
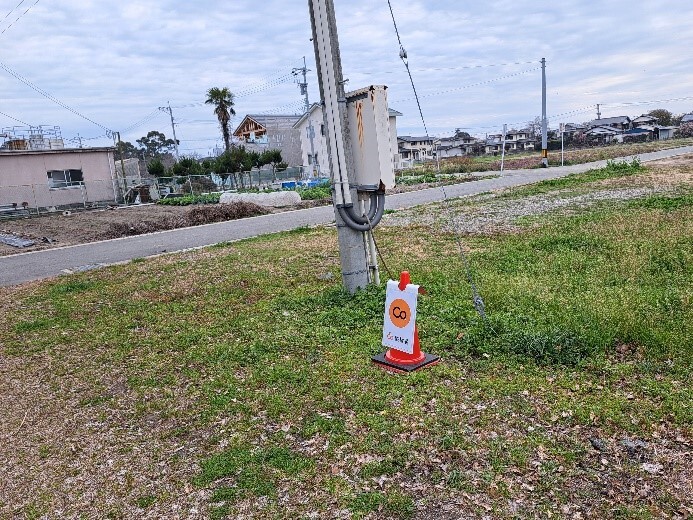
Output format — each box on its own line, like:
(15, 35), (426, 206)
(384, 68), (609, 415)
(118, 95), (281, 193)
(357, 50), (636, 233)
(1, 0), (692, 156)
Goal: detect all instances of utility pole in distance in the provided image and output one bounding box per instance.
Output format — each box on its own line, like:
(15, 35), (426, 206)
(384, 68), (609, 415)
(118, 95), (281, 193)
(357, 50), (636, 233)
(293, 56), (319, 177)
(308, 0), (370, 293)
(596, 103), (602, 120)
(541, 57), (548, 168)
(159, 102), (180, 161)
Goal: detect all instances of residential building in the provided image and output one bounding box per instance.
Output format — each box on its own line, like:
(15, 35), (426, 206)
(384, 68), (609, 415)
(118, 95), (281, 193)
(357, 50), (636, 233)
(397, 136), (435, 165)
(483, 129), (535, 154)
(436, 135), (483, 158)
(586, 125), (622, 144)
(681, 113), (693, 124)
(0, 147), (120, 209)
(292, 103), (402, 176)
(587, 116), (631, 131)
(232, 114), (303, 166)
(632, 115), (659, 128)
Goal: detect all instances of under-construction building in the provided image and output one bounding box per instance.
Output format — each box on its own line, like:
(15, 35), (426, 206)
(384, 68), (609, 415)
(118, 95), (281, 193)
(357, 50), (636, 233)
(0, 125), (66, 151)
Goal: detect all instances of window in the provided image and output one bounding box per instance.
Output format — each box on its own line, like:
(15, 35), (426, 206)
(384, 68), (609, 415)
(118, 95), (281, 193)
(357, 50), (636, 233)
(47, 169), (83, 188)
(308, 154), (313, 165)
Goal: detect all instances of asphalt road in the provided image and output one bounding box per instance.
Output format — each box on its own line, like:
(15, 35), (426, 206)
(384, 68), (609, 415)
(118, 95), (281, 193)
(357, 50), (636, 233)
(2, 145), (692, 288)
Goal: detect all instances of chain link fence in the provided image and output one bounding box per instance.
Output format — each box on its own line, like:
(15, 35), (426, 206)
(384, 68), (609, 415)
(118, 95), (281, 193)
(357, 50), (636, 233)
(1, 167), (313, 218)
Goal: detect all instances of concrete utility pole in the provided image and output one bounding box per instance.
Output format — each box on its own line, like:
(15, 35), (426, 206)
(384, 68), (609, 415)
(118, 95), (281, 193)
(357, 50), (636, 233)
(293, 56), (319, 177)
(541, 57), (548, 168)
(159, 102), (180, 161)
(500, 123), (507, 173)
(596, 103), (602, 120)
(308, 0), (370, 293)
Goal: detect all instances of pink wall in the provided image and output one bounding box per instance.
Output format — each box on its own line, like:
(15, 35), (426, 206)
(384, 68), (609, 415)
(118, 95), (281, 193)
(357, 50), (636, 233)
(0, 148), (118, 207)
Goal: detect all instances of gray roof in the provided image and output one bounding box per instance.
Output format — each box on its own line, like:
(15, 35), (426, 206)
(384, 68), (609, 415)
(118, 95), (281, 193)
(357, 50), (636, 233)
(388, 108), (403, 117)
(681, 113), (693, 123)
(632, 115), (658, 123)
(398, 136), (434, 143)
(588, 116), (630, 127)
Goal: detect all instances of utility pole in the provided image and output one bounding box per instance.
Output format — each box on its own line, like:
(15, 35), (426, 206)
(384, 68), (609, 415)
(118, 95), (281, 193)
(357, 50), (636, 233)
(159, 102), (180, 161)
(596, 103), (602, 120)
(114, 131), (128, 201)
(500, 123), (507, 173)
(309, 0), (370, 293)
(541, 57), (548, 168)
(293, 57), (319, 177)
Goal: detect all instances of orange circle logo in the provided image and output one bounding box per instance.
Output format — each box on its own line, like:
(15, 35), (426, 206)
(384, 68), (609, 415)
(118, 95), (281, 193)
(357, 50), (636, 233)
(389, 299), (411, 328)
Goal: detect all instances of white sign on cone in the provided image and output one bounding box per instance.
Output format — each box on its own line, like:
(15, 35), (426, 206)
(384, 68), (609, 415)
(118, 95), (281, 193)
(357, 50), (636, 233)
(382, 280), (419, 354)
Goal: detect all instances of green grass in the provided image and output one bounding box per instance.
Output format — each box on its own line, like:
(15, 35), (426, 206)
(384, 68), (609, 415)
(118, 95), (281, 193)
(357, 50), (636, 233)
(296, 181), (331, 200)
(500, 158), (644, 199)
(1, 162), (691, 518)
(157, 193), (221, 206)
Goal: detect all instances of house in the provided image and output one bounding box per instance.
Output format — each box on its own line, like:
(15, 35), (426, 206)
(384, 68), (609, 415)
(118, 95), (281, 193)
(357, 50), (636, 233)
(587, 116), (631, 131)
(232, 114), (303, 166)
(585, 125), (622, 144)
(0, 146), (120, 209)
(632, 115), (659, 128)
(504, 129), (535, 152)
(485, 134), (503, 155)
(483, 129), (535, 155)
(293, 102), (402, 175)
(397, 136), (435, 165)
(436, 135), (483, 158)
(681, 113), (693, 124)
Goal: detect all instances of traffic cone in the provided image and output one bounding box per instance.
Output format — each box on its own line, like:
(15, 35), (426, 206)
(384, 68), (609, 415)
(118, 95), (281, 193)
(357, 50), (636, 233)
(372, 271), (440, 373)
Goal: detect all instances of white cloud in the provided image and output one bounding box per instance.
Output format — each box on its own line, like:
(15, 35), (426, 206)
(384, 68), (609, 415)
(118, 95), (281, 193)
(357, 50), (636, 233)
(0, 0), (691, 153)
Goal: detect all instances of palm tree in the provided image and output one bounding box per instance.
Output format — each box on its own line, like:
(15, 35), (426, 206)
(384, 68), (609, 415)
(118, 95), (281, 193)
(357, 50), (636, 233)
(205, 87), (236, 152)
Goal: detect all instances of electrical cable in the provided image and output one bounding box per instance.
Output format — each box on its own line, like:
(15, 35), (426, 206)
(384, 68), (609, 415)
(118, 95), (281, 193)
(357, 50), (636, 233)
(0, 60), (113, 135)
(384, 0), (486, 313)
(0, 110), (29, 125)
(391, 67), (541, 103)
(0, 0), (27, 26)
(357, 60), (541, 76)
(0, 0), (40, 36)
(387, 0), (429, 135)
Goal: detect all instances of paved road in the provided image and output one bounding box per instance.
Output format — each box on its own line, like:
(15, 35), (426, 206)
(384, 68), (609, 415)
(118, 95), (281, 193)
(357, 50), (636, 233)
(2, 146), (692, 287)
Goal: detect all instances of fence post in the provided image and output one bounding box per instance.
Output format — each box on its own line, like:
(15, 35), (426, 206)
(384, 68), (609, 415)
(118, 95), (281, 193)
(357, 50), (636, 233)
(31, 184), (40, 216)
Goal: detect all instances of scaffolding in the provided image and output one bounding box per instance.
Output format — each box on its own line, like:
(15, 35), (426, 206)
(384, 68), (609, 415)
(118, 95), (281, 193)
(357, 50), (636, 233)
(0, 125), (65, 151)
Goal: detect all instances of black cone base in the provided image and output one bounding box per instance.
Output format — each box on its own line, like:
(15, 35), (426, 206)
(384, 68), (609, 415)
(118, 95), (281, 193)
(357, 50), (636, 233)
(371, 352), (440, 373)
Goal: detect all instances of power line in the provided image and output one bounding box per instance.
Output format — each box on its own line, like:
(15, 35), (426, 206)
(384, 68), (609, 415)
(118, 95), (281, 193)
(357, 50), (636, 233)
(0, 60), (113, 135)
(0, 0), (27, 26)
(386, 0), (429, 135)
(120, 109), (164, 134)
(0, 110), (29, 125)
(391, 67), (541, 103)
(0, 0), (40, 37)
(356, 60), (540, 76)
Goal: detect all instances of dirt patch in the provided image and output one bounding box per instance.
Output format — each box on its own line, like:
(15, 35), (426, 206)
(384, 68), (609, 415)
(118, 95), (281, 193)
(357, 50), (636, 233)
(0, 200), (328, 257)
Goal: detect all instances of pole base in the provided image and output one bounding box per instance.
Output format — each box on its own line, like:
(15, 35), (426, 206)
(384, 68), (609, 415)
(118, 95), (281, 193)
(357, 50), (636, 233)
(371, 352), (440, 373)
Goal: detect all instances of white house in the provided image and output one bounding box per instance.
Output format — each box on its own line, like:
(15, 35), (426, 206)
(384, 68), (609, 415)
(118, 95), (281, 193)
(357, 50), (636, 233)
(397, 135), (435, 166)
(293, 102), (402, 176)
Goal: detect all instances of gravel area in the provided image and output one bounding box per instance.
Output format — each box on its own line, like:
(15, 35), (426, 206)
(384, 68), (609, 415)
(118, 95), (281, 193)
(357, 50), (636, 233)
(381, 186), (678, 235)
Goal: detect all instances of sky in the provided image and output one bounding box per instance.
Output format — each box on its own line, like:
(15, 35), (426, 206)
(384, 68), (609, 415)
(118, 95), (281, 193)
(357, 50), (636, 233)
(1, 0), (693, 156)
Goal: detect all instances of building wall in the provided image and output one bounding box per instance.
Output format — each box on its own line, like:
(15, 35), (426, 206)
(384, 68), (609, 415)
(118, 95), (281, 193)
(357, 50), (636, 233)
(296, 108), (400, 177)
(296, 110), (330, 176)
(0, 148), (118, 207)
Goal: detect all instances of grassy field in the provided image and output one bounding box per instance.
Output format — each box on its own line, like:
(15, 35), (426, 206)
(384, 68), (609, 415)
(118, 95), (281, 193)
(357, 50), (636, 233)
(0, 159), (691, 519)
(397, 138), (693, 182)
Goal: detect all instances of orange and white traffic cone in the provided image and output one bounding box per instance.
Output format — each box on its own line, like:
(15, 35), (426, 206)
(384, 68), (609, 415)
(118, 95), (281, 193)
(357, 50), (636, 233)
(372, 271), (440, 373)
